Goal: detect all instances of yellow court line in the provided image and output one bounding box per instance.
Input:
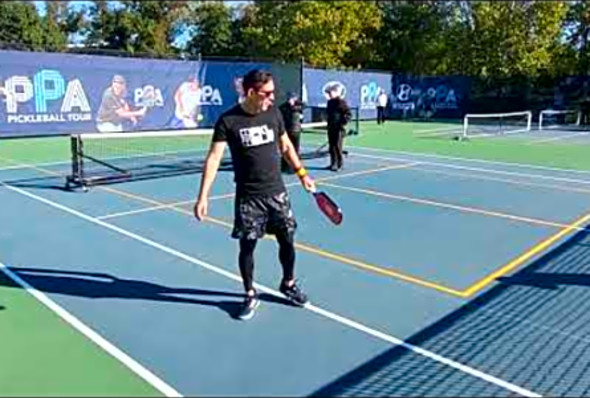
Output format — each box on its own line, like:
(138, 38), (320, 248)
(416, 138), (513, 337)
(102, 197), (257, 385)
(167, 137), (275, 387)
(205, 162), (420, 203)
(94, 162), (419, 219)
(321, 182), (584, 231)
(461, 211), (590, 297)
(20, 157), (590, 299)
(97, 184), (463, 296)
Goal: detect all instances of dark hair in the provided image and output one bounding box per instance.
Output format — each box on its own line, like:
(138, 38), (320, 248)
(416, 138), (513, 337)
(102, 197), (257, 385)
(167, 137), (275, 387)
(242, 69), (273, 93)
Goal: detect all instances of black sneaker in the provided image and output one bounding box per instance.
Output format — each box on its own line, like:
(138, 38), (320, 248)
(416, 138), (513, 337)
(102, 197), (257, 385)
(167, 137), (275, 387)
(237, 293), (260, 321)
(279, 280), (309, 307)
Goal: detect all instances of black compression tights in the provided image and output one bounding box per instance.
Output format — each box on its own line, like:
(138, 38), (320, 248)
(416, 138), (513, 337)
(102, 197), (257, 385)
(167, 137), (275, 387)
(239, 231), (296, 293)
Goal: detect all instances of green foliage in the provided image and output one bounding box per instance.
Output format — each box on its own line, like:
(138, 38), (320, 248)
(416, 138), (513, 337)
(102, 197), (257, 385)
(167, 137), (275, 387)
(0, 1), (46, 51)
(84, 1), (186, 56)
(1, 0), (589, 79)
(376, 1), (455, 74)
(455, 1), (569, 77)
(238, 1), (383, 68)
(563, 0), (590, 74)
(184, 2), (235, 57)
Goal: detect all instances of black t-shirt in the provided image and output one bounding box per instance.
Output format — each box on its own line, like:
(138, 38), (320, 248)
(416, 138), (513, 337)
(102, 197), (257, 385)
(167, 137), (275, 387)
(279, 100), (303, 133)
(212, 104), (286, 197)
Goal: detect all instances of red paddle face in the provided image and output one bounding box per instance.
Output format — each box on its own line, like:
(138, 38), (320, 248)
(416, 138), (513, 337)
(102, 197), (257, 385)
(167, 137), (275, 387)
(314, 192), (343, 225)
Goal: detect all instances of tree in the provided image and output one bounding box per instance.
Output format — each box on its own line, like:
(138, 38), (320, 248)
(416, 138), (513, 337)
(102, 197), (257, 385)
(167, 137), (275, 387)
(84, 1), (134, 51)
(375, 1), (456, 74)
(123, 1), (187, 56)
(0, 1), (46, 51)
(239, 1), (383, 68)
(452, 1), (569, 77)
(184, 2), (235, 57)
(563, 0), (590, 75)
(84, 1), (186, 57)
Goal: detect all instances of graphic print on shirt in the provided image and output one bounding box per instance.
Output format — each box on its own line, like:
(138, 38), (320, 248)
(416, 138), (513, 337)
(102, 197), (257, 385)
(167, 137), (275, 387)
(239, 124), (275, 148)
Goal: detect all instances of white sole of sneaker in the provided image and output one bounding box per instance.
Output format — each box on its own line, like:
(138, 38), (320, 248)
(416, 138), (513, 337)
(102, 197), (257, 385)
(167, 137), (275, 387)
(237, 299), (260, 321)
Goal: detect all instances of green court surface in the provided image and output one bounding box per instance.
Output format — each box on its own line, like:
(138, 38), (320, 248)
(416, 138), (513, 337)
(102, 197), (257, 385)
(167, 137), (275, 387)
(3, 120), (590, 396)
(0, 272), (161, 396)
(4, 119), (590, 171)
(351, 120), (590, 171)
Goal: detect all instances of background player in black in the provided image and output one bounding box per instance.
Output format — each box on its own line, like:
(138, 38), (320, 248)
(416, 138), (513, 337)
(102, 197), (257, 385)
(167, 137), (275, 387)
(194, 70), (316, 320)
(326, 86), (352, 171)
(279, 92), (304, 173)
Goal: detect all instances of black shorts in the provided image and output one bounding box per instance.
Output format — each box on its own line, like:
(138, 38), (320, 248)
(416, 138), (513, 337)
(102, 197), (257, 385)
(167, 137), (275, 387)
(232, 191), (297, 240)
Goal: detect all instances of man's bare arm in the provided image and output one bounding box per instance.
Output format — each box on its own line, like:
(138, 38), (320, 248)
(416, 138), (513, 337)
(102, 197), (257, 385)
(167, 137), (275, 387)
(194, 141), (227, 220)
(280, 133), (315, 192)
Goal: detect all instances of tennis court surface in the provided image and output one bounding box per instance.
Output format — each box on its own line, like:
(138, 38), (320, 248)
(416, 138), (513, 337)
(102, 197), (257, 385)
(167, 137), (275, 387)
(3, 120), (590, 396)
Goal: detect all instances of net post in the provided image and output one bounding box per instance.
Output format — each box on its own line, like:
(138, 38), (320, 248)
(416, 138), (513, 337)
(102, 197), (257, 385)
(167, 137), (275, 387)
(539, 111), (544, 131)
(67, 134), (84, 189)
(526, 111), (532, 132)
(462, 114), (468, 140)
(300, 56), (304, 100)
(354, 106), (360, 135)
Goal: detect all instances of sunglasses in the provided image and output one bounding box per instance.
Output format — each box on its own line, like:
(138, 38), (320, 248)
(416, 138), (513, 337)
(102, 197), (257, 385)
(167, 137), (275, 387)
(256, 89), (275, 98)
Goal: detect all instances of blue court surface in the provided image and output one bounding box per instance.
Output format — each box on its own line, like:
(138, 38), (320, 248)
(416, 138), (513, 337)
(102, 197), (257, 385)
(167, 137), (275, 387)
(3, 142), (590, 396)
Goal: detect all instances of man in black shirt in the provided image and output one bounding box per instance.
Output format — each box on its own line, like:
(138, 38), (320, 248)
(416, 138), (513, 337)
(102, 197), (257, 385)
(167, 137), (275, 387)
(279, 92), (304, 173)
(194, 70), (316, 320)
(326, 86), (352, 171)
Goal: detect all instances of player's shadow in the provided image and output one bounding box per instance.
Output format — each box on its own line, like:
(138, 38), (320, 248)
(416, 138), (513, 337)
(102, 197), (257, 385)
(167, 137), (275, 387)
(0, 305), (5, 311)
(497, 272), (590, 290)
(1, 267), (289, 320)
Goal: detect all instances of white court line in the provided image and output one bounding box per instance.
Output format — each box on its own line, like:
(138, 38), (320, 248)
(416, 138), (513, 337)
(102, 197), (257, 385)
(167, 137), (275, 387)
(0, 261), (181, 397)
(529, 132), (590, 145)
(348, 144), (590, 176)
(1, 182), (541, 398)
(0, 159), (69, 172)
(350, 152), (590, 186)
(413, 126), (462, 134)
(97, 203), (184, 220)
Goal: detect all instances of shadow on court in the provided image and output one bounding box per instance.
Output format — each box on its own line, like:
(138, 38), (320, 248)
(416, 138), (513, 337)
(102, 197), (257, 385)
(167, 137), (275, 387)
(1, 267), (291, 320)
(0, 163), (235, 191)
(311, 225), (590, 397)
(1, 176), (73, 192)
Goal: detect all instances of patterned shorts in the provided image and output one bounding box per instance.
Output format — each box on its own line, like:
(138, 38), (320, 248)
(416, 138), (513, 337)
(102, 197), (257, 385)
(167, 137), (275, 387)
(232, 191), (297, 240)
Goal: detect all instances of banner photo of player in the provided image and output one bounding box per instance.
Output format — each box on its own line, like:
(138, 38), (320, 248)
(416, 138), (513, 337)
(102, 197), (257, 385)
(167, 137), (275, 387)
(169, 74), (204, 129)
(95, 74), (147, 133)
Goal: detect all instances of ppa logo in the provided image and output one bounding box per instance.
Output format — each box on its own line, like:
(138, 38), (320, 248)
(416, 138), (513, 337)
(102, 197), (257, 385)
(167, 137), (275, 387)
(134, 85), (164, 108)
(360, 81), (384, 109)
(322, 81), (346, 100)
(3, 70), (91, 113)
(199, 85), (223, 106)
(2, 69), (92, 124)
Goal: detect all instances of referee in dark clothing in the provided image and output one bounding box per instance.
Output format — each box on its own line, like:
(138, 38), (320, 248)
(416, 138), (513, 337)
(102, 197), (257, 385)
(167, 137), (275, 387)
(279, 92), (304, 173)
(326, 86), (351, 171)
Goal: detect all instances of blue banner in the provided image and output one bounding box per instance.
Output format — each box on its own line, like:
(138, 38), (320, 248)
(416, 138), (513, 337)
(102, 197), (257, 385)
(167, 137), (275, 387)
(0, 50), (276, 137)
(389, 75), (470, 119)
(303, 67), (391, 120)
(304, 67), (470, 120)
